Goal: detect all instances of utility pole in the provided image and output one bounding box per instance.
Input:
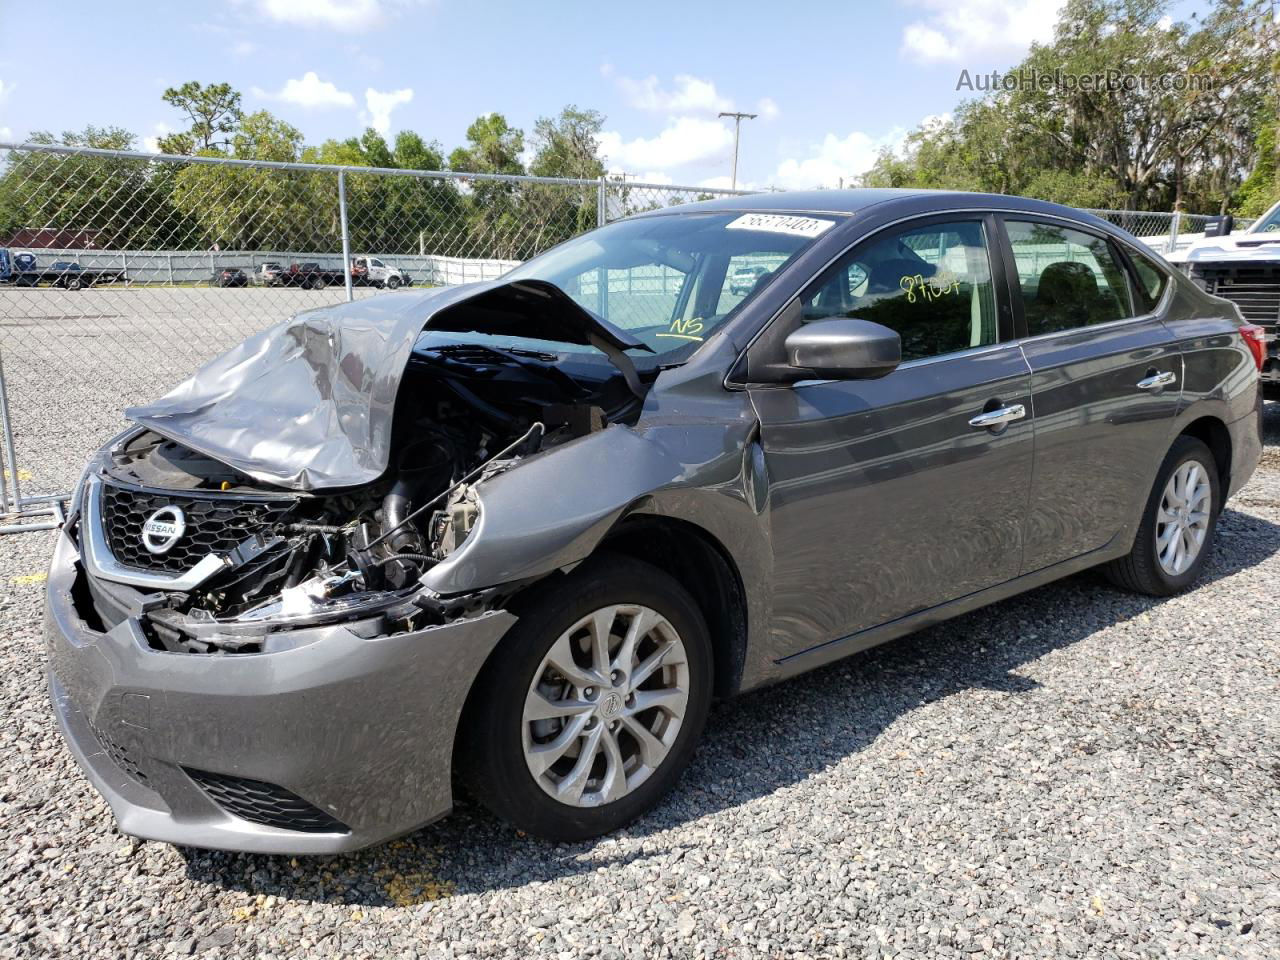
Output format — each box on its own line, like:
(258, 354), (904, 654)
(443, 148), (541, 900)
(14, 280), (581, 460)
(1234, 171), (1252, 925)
(718, 111), (758, 190)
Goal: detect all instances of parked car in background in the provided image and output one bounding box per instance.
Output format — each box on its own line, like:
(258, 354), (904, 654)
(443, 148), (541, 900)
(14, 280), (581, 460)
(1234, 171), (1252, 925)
(212, 267), (249, 288)
(351, 255), (412, 289)
(0, 249), (127, 290)
(280, 262), (344, 289)
(729, 264), (769, 295)
(47, 189), (1263, 855)
(257, 262), (284, 286)
(1165, 199), (1280, 397)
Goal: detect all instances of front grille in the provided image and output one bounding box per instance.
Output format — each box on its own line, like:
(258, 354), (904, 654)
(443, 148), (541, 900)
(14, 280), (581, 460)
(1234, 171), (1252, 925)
(98, 480), (295, 574)
(1200, 265), (1280, 327)
(185, 768), (350, 834)
(89, 721), (148, 784)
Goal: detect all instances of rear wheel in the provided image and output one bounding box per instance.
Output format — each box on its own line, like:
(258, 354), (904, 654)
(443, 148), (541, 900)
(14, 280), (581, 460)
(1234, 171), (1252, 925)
(1104, 435), (1220, 596)
(462, 555), (712, 841)
(65, 276), (83, 291)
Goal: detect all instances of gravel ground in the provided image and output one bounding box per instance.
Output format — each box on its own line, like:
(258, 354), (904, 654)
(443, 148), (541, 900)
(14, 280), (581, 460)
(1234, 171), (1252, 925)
(1, 394), (1278, 958)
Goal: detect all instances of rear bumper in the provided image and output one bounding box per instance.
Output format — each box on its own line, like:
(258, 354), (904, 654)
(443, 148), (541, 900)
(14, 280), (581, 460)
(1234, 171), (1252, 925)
(45, 528), (515, 854)
(1226, 394), (1265, 501)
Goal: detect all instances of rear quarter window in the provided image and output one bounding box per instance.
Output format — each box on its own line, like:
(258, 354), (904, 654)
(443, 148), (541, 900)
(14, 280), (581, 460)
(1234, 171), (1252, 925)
(1127, 249), (1170, 313)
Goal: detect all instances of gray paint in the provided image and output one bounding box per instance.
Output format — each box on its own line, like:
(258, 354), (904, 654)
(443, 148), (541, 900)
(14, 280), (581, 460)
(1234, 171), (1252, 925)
(46, 528), (514, 854)
(127, 279), (645, 490)
(48, 190), (1263, 853)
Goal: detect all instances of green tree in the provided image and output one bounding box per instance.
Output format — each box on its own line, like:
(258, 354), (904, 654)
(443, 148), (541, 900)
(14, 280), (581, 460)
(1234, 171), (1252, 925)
(0, 126), (185, 247)
(1234, 113), (1279, 216)
(449, 114), (529, 258)
(303, 129), (465, 256)
(169, 111), (331, 250)
(159, 81), (244, 154)
(861, 0), (1279, 213)
(525, 106), (607, 250)
(448, 113), (526, 176)
(528, 105), (605, 180)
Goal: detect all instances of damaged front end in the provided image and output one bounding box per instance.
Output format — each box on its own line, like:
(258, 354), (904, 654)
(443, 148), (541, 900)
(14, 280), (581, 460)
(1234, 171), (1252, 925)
(70, 279), (652, 654)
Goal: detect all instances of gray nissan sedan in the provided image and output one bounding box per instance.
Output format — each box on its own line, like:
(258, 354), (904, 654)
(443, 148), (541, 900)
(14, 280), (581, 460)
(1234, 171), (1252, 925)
(46, 190), (1264, 853)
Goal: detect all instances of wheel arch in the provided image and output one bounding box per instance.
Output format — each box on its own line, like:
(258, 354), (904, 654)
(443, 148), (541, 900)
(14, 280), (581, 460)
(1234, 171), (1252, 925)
(597, 513), (749, 699)
(1178, 415), (1231, 495)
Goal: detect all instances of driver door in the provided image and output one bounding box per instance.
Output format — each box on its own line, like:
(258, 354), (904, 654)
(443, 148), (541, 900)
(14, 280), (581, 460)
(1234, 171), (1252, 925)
(747, 215), (1035, 658)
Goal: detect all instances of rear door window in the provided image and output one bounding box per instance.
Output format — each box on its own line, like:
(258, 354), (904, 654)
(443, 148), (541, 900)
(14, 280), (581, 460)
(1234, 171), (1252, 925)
(1005, 220), (1133, 335)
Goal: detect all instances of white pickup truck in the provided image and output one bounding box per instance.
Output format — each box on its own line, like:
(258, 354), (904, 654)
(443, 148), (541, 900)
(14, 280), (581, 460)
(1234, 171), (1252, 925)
(351, 256), (411, 290)
(1164, 200), (1280, 395)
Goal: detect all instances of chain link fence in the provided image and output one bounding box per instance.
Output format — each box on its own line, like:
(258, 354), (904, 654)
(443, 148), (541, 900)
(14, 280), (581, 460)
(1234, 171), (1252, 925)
(0, 142), (748, 526)
(0, 141), (1242, 528)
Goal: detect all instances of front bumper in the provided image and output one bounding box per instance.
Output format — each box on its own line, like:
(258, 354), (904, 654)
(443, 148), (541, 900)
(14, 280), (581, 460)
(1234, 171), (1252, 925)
(45, 528), (515, 854)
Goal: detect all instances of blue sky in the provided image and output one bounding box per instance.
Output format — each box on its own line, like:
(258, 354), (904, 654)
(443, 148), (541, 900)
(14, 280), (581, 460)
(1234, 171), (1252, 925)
(0, 0), (1202, 190)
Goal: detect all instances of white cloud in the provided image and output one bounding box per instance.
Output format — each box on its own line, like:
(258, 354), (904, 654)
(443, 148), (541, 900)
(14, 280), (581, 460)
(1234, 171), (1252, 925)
(775, 127), (907, 189)
(597, 116), (734, 172)
(902, 24), (955, 61)
(230, 40), (257, 57)
(1156, 14), (1173, 30)
(619, 74), (733, 114)
(0, 78), (11, 102)
(756, 97), (780, 120)
(364, 87), (414, 135)
(142, 122), (174, 153)
(632, 171), (674, 185)
(0, 127), (12, 143)
(900, 0), (1065, 63)
(253, 72), (355, 109)
(249, 0), (421, 31)
(698, 175), (741, 191)
(920, 111), (953, 132)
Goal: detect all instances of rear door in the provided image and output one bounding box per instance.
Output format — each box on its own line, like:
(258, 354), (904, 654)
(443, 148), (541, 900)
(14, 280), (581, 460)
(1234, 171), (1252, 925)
(1000, 217), (1181, 572)
(748, 214), (1035, 658)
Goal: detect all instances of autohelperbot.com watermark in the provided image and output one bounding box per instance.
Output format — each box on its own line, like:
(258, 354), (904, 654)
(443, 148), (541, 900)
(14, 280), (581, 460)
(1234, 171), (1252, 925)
(956, 67), (1214, 94)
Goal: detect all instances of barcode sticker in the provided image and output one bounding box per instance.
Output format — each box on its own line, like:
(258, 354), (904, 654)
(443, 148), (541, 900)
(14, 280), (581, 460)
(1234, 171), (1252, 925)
(725, 214), (834, 238)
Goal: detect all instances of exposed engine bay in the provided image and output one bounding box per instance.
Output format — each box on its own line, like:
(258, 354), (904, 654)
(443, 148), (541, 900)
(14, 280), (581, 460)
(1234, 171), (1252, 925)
(79, 333), (644, 654)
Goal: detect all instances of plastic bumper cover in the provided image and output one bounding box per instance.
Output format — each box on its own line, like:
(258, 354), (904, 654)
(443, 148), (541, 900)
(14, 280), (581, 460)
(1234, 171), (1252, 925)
(44, 528), (515, 854)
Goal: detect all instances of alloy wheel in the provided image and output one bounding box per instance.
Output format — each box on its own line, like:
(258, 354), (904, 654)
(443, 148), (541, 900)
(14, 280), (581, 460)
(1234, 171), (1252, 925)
(1155, 460), (1211, 576)
(521, 604), (690, 807)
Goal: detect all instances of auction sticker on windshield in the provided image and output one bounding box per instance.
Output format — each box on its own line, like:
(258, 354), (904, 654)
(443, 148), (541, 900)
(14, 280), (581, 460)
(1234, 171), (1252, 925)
(725, 214), (834, 238)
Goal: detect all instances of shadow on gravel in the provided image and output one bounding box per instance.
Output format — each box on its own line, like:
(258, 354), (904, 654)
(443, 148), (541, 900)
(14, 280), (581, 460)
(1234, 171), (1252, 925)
(176, 402), (1280, 907)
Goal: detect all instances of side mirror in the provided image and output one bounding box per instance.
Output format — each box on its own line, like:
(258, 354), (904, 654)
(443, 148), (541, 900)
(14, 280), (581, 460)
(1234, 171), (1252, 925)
(781, 316), (901, 381)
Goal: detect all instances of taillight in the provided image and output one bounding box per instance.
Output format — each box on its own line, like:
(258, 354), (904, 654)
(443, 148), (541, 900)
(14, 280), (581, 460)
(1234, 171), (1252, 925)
(1239, 324), (1266, 371)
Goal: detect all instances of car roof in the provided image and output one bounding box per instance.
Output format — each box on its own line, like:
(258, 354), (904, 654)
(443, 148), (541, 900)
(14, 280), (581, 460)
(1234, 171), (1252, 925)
(629, 187), (1116, 232)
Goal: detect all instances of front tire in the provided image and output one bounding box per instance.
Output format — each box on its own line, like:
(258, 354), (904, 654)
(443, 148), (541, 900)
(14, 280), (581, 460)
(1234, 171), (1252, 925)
(462, 555), (712, 841)
(387, 276), (401, 290)
(1104, 435), (1221, 596)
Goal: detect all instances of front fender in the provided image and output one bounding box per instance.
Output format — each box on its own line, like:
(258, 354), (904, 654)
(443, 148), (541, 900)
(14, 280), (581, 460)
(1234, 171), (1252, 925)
(421, 415), (766, 599)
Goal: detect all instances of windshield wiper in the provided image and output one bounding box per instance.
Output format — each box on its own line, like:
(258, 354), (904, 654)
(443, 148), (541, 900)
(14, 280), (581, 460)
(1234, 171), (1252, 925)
(422, 343), (559, 363)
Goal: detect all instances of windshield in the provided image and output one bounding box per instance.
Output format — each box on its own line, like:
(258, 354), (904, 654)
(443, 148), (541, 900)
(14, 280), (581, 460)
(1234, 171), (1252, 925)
(1250, 201), (1280, 233)
(502, 211), (840, 360)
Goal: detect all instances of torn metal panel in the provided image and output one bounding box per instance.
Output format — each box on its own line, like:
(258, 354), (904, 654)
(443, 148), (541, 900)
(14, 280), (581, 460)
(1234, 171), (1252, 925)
(127, 279), (644, 491)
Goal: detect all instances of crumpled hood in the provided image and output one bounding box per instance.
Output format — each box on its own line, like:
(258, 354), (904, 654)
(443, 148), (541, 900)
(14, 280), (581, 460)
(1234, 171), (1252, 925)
(126, 279), (645, 491)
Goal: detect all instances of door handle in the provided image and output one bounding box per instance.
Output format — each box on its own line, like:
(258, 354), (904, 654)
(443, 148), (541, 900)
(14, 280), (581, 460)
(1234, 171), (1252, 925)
(968, 403), (1026, 429)
(1136, 370), (1176, 390)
